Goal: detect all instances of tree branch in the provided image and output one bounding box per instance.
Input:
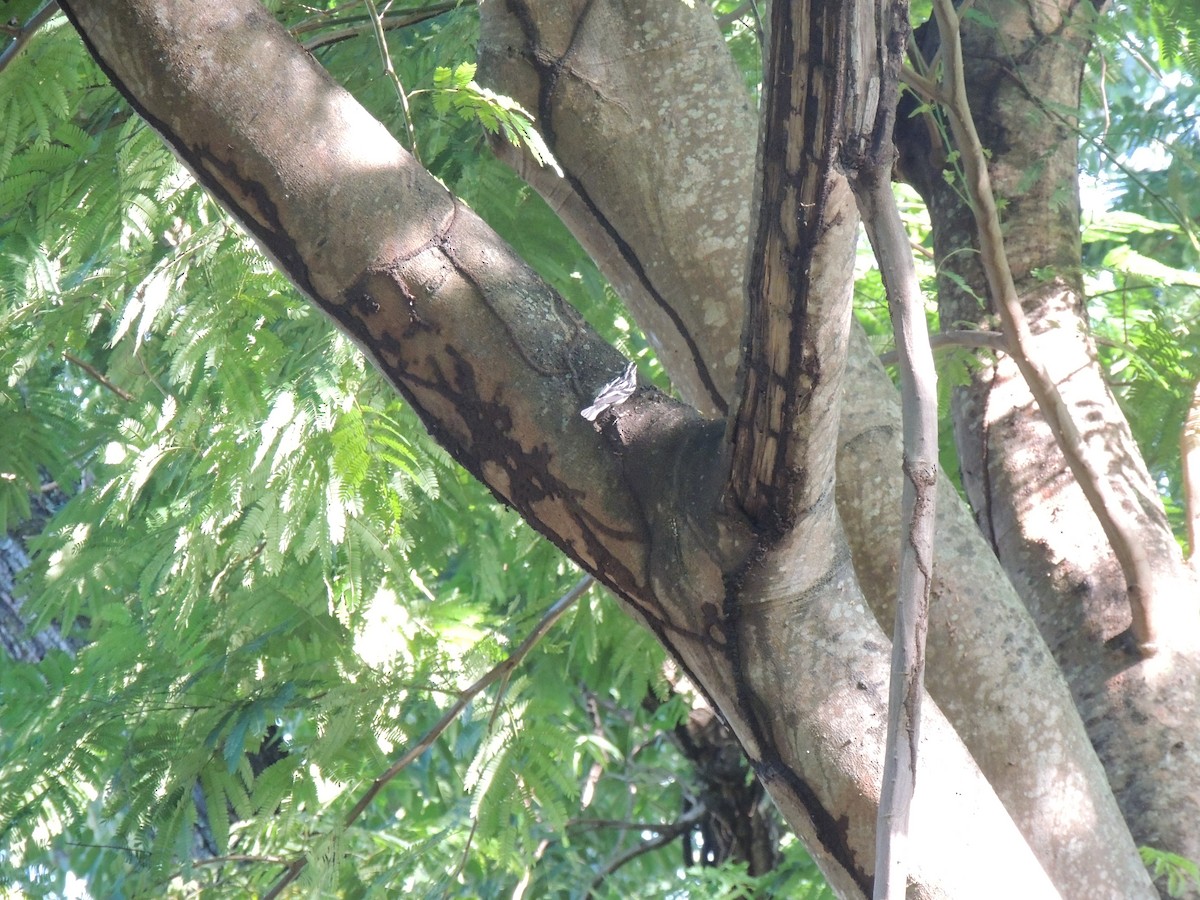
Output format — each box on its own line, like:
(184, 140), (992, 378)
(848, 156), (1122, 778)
(262, 576), (593, 899)
(930, 0), (1166, 655)
(585, 802), (707, 897)
(294, 4), (458, 53)
(0, 2), (59, 74)
(843, 2), (939, 895)
(62, 351), (134, 402)
(58, 0), (693, 632)
(727, 0), (858, 536)
(876, 328), (1005, 366)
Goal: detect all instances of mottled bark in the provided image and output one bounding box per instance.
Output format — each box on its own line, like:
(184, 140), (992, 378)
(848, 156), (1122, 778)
(53, 0), (1185, 895)
(898, 0), (1200, 878)
(480, 1), (1151, 895)
(58, 1), (1061, 896)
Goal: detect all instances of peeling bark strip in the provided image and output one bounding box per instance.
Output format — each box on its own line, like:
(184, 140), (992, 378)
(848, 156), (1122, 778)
(728, 0), (854, 536)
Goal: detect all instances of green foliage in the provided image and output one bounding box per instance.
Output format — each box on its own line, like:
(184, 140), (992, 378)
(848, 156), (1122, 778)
(1141, 846), (1200, 898)
(0, 3), (790, 897)
(432, 62), (562, 176)
(669, 838), (835, 900)
(1140, 0), (1200, 78)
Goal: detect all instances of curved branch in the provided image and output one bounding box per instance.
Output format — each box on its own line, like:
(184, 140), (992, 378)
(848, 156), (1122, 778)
(296, 4), (459, 53)
(585, 802), (707, 897)
(262, 577), (593, 899)
(931, 0), (1166, 655)
(0, 2), (59, 73)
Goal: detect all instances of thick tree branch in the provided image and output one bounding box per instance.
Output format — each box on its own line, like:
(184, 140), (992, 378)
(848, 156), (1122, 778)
(56, 0), (705, 635)
(726, 0), (857, 536)
(930, 0), (1166, 656)
(479, 1), (1152, 893)
(55, 0), (1151, 894)
(479, 0), (735, 416)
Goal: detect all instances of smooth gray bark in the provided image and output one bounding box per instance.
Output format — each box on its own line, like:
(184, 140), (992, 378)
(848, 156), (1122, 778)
(479, 1), (1152, 895)
(54, 0), (1170, 895)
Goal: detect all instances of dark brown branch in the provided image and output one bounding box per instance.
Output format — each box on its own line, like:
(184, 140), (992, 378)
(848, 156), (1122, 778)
(585, 802), (707, 897)
(0, 2), (59, 73)
(568, 817), (693, 834)
(296, 4), (458, 52)
(262, 577), (592, 900)
(62, 352), (134, 402)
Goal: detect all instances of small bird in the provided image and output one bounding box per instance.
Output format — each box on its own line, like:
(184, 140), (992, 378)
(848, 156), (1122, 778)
(581, 361), (638, 421)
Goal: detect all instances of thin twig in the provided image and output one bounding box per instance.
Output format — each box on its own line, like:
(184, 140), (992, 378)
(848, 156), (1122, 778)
(261, 576), (593, 900)
(447, 816), (480, 886)
(298, 4), (457, 53)
(899, 64), (943, 105)
(62, 351), (135, 402)
(584, 802), (707, 897)
(877, 328), (1006, 367)
(0, 2), (59, 74)
(567, 817), (691, 834)
(364, 0), (419, 161)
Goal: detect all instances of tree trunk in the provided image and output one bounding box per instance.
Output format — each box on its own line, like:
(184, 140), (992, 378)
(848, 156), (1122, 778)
(54, 0), (1183, 895)
(897, 0), (1200, 875)
(479, 1), (1153, 894)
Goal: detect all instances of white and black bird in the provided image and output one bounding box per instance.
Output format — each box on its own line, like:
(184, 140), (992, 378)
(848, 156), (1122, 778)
(581, 361), (638, 422)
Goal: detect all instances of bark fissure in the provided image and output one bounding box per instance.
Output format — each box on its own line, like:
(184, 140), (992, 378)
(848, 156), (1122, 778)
(728, 0), (851, 535)
(502, 0), (729, 414)
(55, 0), (1179, 894)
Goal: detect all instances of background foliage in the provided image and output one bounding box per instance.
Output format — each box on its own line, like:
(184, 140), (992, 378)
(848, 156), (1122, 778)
(0, 0), (1196, 896)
